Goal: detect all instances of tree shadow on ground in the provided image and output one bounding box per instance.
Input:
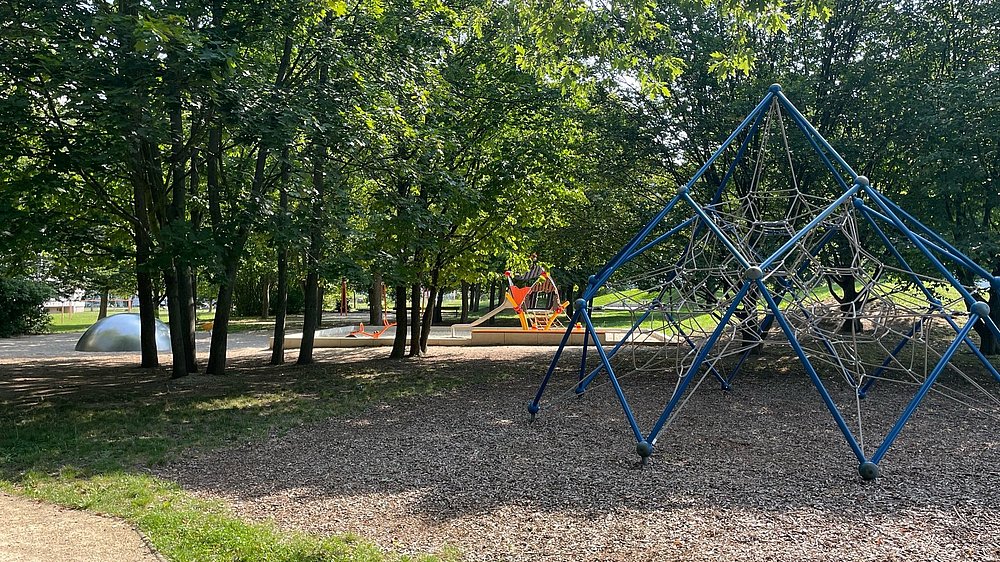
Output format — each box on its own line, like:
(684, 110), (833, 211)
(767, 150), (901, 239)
(4, 339), (1000, 560)
(157, 348), (1000, 560)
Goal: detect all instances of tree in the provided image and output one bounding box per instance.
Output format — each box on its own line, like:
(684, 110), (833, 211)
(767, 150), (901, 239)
(0, 278), (53, 337)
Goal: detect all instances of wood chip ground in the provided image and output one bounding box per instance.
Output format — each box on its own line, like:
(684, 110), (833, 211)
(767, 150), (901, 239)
(160, 346), (1000, 561)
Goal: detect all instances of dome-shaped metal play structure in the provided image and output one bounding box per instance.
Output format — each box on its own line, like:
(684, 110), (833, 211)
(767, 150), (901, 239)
(75, 313), (171, 352)
(530, 84), (1000, 480)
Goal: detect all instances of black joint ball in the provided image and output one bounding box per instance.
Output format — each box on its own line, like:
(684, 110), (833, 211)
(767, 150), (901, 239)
(527, 403), (539, 417)
(636, 440), (653, 459)
(859, 461), (879, 481)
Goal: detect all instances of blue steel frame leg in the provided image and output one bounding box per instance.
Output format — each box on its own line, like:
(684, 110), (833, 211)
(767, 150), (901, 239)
(578, 305), (651, 462)
(666, 311), (730, 389)
(870, 313), (981, 465)
(856, 197), (1000, 384)
(565, 92), (775, 409)
(754, 281), (871, 477)
(859, 183), (979, 308)
(726, 228), (841, 387)
(576, 304), (657, 394)
(645, 281), (752, 445)
(577, 309), (590, 395)
(858, 318), (926, 398)
(528, 306), (583, 418)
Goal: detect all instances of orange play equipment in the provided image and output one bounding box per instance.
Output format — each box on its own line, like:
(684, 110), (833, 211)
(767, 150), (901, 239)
(349, 283), (395, 339)
(503, 265), (570, 331)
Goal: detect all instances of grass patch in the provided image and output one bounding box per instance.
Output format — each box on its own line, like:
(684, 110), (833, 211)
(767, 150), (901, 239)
(47, 310), (134, 333)
(46, 309), (314, 335)
(2, 472), (402, 562)
(0, 356), (490, 560)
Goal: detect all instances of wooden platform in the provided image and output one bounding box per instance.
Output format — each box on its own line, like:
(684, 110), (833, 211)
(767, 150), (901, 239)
(273, 327), (612, 349)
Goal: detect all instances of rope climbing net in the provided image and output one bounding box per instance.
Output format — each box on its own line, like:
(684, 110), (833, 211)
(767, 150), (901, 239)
(529, 85), (1000, 480)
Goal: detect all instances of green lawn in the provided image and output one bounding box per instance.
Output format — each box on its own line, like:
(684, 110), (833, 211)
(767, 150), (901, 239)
(48, 309), (288, 334)
(47, 309), (136, 333)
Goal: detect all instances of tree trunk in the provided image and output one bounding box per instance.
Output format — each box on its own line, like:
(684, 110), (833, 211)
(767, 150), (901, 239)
(205, 32), (291, 374)
(420, 285), (439, 353)
(270, 248), (289, 364)
(174, 262), (197, 373)
(186, 152), (202, 374)
(297, 57), (328, 365)
(488, 280), (497, 326)
(828, 274), (864, 333)
(973, 267), (1000, 355)
(133, 177), (158, 368)
(206, 260), (238, 374)
(408, 283), (423, 357)
(119, 0), (157, 369)
(433, 288), (444, 324)
(390, 284), (407, 358)
(163, 269), (188, 378)
(460, 281), (470, 323)
(136, 263), (158, 368)
(298, 270), (320, 365)
(163, 60), (195, 378)
(270, 147), (291, 365)
(261, 277), (271, 319)
(369, 273), (383, 325)
(98, 288), (109, 320)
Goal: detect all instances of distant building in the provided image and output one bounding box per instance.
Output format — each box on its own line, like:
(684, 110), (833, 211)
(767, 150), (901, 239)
(43, 289), (87, 313)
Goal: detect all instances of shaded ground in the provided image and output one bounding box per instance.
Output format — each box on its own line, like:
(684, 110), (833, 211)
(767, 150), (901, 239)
(4, 332), (1000, 561)
(160, 346), (1000, 561)
(0, 331), (271, 406)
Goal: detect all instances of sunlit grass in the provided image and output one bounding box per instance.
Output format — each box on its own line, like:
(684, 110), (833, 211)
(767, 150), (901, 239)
(2, 472), (405, 562)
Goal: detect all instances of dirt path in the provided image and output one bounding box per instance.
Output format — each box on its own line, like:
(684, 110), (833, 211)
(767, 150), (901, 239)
(0, 493), (160, 562)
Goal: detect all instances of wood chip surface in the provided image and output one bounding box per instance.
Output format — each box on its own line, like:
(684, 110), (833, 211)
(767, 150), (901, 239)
(160, 346), (1000, 561)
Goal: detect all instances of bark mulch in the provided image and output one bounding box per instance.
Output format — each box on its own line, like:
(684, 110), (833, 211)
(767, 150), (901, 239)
(161, 346), (1000, 561)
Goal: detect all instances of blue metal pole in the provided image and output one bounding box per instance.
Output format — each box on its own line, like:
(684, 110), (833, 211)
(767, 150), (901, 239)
(772, 98), (853, 193)
(727, 227), (842, 386)
(855, 201), (942, 304)
(585, 191), (685, 300)
(680, 190), (751, 269)
(773, 88), (859, 180)
(860, 203), (978, 269)
(646, 281), (752, 443)
(874, 192), (994, 281)
(576, 304), (657, 393)
(580, 306), (645, 444)
(858, 319), (925, 397)
(855, 201), (1000, 388)
(578, 309), (591, 394)
(613, 93), (774, 304)
(684, 93), (776, 191)
(624, 216), (697, 265)
(756, 281), (867, 462)
(847, 202), (1000, 392)
(669, 315), (730, 388)
(759, 183), (861, 270)
(870, 313), (980, 464)
(529, 306), (584, 415)
(862, 203), (1000, 345)
(859, 184), (979, 308)
(708, 99), (772, 205)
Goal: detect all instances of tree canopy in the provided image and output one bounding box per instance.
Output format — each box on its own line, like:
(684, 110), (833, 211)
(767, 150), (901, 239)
(1, 0), (997, 368)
